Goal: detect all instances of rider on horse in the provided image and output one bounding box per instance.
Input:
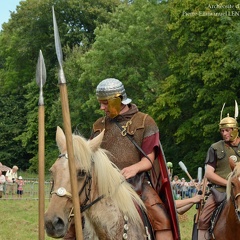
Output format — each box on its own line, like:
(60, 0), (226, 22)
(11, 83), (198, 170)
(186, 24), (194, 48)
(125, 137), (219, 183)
(91, 78), (175, 240)
(197, 102), (240, 240)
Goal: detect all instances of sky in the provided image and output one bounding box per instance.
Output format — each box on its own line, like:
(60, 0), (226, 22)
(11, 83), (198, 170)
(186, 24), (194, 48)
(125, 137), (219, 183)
(0, 0), (23, 29)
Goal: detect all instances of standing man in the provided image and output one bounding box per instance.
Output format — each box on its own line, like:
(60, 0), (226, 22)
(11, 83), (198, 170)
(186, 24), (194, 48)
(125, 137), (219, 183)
(197, 110), (240, 240)
(0, 170), (6, 198)
(5, 165), (18, 198)
(91, 78), (174, 240)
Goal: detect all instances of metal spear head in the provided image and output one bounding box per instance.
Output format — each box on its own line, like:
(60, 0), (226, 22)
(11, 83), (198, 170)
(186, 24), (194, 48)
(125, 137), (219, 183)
(36, 50), (46, 106)
(52, 6), (66, 84)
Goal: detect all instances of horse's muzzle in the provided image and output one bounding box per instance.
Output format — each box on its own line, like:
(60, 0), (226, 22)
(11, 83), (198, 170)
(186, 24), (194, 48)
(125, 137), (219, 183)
(44, 215), (68, 238)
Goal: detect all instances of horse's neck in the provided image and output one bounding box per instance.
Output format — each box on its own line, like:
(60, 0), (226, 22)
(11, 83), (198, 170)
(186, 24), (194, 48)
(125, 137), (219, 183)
(219, 197), (240, 237)
(85, 197), (123, 237)
(84, 177), (146, 239)
(220, 197), (240, 227)
(86, 174), (121, 224)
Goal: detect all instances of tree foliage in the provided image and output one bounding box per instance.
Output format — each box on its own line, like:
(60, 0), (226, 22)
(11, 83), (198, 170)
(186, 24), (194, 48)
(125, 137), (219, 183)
(0, 0), (122, 171)
(152, 0), (240, 174)
(0, 0), (240, 179)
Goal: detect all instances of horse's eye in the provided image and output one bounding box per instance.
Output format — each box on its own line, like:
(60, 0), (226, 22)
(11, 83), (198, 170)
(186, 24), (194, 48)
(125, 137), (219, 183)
(77, 170), (86, 178)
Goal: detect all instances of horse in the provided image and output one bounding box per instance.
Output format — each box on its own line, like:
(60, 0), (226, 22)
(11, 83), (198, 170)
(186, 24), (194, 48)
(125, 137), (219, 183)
(209, 158), (240, 240)
(44, 126), (152, 239)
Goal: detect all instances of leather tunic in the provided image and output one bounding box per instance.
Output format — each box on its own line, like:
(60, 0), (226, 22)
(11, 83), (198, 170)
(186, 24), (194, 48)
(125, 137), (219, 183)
(92, 104), (159, 170)
(206, 140), (240, 191)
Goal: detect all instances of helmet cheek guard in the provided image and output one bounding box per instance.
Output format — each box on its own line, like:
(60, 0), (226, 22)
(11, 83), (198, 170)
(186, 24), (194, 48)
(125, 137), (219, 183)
(107, 97), (122, 118)
(230, 128), (239, 141)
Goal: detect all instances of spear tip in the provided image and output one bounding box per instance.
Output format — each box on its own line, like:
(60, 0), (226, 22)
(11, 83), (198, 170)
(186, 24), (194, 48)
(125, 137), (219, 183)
(36, 49), (47, 87)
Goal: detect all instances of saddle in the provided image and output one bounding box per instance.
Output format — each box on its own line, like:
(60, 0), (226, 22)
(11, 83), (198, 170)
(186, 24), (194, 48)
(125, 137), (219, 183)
(208, 189), (227, 238)
(211, 188), (226, 204)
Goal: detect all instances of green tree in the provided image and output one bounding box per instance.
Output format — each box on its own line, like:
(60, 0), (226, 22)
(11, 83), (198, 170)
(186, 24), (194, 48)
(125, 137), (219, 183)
(151, 0), (240, 175)
(65, 0), (170, 135)
(0, 0), (122, 171)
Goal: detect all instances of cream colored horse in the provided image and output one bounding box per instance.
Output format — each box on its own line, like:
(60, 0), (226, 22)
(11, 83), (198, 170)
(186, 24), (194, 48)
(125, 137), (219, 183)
(44, 126), (149, 239)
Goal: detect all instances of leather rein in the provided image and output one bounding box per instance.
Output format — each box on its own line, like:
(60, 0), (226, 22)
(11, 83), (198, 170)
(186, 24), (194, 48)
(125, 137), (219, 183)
(50, 153), (104, 223)
(230, 180), (240, 221)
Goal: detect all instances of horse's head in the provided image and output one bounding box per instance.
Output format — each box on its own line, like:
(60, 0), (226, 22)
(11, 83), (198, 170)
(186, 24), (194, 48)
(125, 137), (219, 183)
(227, 157), (240, 221)
(44, 126), (104, 238)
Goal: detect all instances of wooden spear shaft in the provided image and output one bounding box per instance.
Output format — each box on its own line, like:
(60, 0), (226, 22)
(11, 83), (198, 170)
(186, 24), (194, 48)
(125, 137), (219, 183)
(38, 105), (45, 240)
(195, 175), (208, 223)
(52, 7), (83, 239)
(36, 50), (46, 240)
(59, 83), (83, 240)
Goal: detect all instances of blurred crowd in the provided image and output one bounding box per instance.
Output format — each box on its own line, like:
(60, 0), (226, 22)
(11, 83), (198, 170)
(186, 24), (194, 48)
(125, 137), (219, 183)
(171, 175), (200, 200)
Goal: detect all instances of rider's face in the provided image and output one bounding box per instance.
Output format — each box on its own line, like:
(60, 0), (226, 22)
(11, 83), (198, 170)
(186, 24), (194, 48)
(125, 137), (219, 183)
(99, 97), (122, 118)
(99, 100), (109, 116)
(220, 128), (233, 141)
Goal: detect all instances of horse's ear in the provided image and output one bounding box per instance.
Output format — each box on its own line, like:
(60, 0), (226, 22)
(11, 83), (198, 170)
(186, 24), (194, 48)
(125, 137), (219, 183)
(229, 156), (236, 171)
(88, 130), (105, 152)
(56, 126), (67, 153)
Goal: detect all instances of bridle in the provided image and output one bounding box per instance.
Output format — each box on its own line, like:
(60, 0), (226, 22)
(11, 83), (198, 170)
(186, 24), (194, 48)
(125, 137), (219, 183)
(49, 153), (149, 239)
(50, 153), (104, 223)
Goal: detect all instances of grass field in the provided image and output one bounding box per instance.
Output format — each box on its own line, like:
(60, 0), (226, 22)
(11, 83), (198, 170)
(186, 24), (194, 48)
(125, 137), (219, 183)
(0, 198), (196, 240)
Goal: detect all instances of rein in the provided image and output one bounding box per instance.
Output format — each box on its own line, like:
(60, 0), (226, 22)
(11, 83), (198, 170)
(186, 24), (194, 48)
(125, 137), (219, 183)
(50, 153), (104, 223)
(50, 152), (137, 238)
(231, 184), (240, 221)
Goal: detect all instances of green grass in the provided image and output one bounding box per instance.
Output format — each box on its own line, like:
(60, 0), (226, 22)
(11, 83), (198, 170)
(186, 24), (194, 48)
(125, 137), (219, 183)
(1, 171), (197, 239)
(0, 198), (197, 240)
(179, 207), (196, 240)
(0, 199), (52, 240)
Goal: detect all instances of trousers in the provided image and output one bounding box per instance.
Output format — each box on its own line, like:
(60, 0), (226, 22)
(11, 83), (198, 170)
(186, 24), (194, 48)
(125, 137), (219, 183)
(141, 181), (171, 231)
(198, 194), (216, 230)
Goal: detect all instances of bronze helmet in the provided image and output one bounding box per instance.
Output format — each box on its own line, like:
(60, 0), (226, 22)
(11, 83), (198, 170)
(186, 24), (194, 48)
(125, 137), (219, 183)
(219, 101), (239, 141)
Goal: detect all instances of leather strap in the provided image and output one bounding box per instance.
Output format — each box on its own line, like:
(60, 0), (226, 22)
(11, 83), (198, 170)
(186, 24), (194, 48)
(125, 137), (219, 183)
(114, 120), (154, 186)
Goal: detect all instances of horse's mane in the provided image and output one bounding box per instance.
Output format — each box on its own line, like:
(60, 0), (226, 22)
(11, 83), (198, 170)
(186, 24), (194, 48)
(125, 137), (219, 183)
(72, 134), (145, 224)
(226, 162), (240, 200)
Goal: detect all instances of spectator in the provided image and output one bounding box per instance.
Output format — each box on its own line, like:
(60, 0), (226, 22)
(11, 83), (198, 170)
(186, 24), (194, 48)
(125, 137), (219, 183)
(172, 175), (181, 199)
(0, 170), (6, 198)
(17, 176), (24, 198)
(5, 165), (18, 198)
(180, 178), (189, 199)
(188, 179), (197, 198)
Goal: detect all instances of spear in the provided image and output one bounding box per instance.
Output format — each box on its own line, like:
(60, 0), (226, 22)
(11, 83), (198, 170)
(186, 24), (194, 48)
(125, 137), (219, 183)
(195, 165), (207, 224)
(52, 7), (83, 239)
(178, 161), (199, 190)
(36, 50), (46, 240)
